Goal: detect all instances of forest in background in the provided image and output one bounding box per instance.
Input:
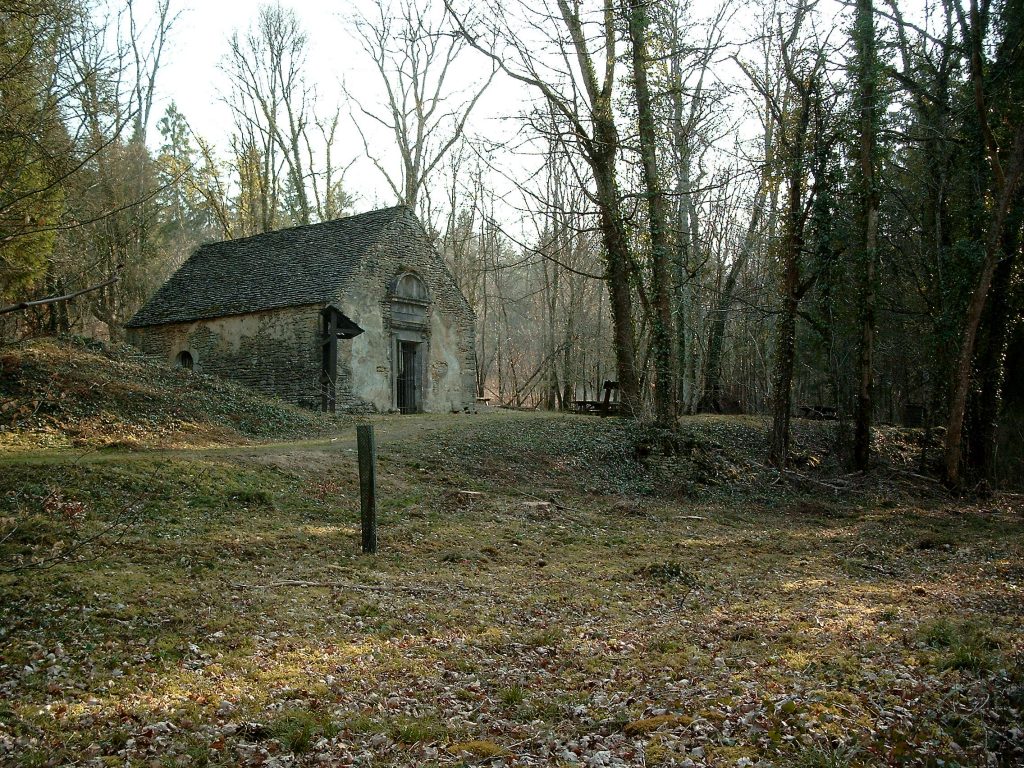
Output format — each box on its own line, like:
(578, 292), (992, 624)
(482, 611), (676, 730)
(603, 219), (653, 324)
(0, 0), (1021, 488)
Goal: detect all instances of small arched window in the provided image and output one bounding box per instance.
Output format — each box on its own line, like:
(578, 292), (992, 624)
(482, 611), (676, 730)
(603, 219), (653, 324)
(394, 273), (428, 301)
(176, 350), (194, 370)
(390, 272), (429, 329)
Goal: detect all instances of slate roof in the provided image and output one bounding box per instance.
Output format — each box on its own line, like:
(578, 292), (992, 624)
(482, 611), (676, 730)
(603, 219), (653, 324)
(126, 206), (409, 328)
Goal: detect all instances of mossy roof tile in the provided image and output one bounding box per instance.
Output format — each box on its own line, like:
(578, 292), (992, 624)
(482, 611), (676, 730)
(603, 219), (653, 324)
(126, 205), (408, 328)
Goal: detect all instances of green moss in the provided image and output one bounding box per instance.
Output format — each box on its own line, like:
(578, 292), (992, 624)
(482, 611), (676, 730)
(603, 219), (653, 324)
(623, 714), (692, 736)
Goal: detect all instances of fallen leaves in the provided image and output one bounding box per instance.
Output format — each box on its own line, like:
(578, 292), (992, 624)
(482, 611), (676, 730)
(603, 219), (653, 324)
(1, 407), (1022, 767)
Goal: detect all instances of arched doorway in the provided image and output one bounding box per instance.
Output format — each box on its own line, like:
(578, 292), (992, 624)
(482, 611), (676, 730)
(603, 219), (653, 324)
(389, 272), (429, 414)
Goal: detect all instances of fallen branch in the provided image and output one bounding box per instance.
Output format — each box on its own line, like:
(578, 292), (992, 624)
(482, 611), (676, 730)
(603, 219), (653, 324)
(781, 469), (854, 493)
(519, 490), (579, 513)
(0, 266), (123, 316)
(855, 561), (892, 575)
(884, 467), (944, 484)
(232, 579), (445, 595)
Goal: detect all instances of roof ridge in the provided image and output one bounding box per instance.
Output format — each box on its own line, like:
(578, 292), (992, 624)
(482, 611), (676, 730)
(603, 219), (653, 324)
(126, 205), (414, 329)
(196, 204), (409, 251)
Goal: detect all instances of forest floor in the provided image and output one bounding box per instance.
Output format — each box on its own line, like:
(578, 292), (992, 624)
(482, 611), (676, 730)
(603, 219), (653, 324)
(1, 340), (1023, 767)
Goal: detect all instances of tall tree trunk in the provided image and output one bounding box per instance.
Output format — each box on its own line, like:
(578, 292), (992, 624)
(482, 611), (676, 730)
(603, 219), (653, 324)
(451, 0), (640, 416)
(944, 0), (1024, 486)
(770, 299), (798, 466)
(768, 81), (815, 468)
(769, 218), (802, 468)
(591, 124), (640, 417)
(853, 0), (881, 471)
(943, 127), (1024, 485)
(673, 152), (693, 408)
(628, 0), (675, 426)
(553, 0), (640, 416)
(702, 255), (744, 413)
(967, 221), (1019, 484)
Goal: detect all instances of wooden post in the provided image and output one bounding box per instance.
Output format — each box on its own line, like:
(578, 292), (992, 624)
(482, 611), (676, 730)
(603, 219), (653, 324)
(357, 424), (377, 554)
(322, 310), (338, 413)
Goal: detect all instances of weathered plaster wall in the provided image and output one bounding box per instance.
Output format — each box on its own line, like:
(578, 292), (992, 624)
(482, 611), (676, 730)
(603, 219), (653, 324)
(343, 291), (391, 409)
(332, 211), (476, 413)
(126, 306), (335, 410)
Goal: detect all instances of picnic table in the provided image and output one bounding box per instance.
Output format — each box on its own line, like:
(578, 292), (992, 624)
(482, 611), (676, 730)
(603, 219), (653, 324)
(571, 380), (620, 416)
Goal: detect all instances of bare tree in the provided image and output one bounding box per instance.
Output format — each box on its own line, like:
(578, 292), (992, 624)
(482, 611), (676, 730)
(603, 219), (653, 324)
(657, 0), (732, 412)
(224, 3), (308, 228)
(222, 3), (350, 233)
(700, 137), (774, 413)
(127, 0), (175, 143)
(349, 0), (495, 214)
(851, 0), (881, 471)
(447, 0), (643, 416)
(739, 0), (838, 467)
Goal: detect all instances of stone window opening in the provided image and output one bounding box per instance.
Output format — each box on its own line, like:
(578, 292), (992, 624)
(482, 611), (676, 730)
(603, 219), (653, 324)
(389, 272), (429, 328)
(393, 272), (429, 301)
(176, 350), (194, 370)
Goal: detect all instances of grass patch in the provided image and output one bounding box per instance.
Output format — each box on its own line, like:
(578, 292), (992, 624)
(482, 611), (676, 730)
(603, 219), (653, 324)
(1, 406), (1020, 767)
(784, 742), (859, 767)
(499, 684), (526, 708)
(523, 628), (562, 648)
(387, 715), (451, 745)
(918, 618), (1001, 673)
(635, 560), (700, 587)
(269, 707), (337, 754)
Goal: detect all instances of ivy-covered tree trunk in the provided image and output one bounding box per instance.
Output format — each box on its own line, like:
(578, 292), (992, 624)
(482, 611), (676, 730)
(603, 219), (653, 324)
(554, 0), (640, 417)
(770, 120), (810, 467)
(967, 225), (1019, 485)
(627, 0), (675, 427)
(588, 121), (640, 417)
(852, 0), (880, 471)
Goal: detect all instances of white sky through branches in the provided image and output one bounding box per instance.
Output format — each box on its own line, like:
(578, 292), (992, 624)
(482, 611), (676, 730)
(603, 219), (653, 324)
(134, 0), (523, 218)
(129, 0), (929, 234)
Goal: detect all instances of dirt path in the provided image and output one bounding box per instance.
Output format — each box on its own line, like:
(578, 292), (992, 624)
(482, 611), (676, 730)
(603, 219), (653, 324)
(0, 409), (543, 467)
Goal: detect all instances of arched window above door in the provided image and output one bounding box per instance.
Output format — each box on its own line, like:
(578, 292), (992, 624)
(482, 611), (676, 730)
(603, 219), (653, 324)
(393, 272), (429, 301)
(390, 272), (429, 329)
